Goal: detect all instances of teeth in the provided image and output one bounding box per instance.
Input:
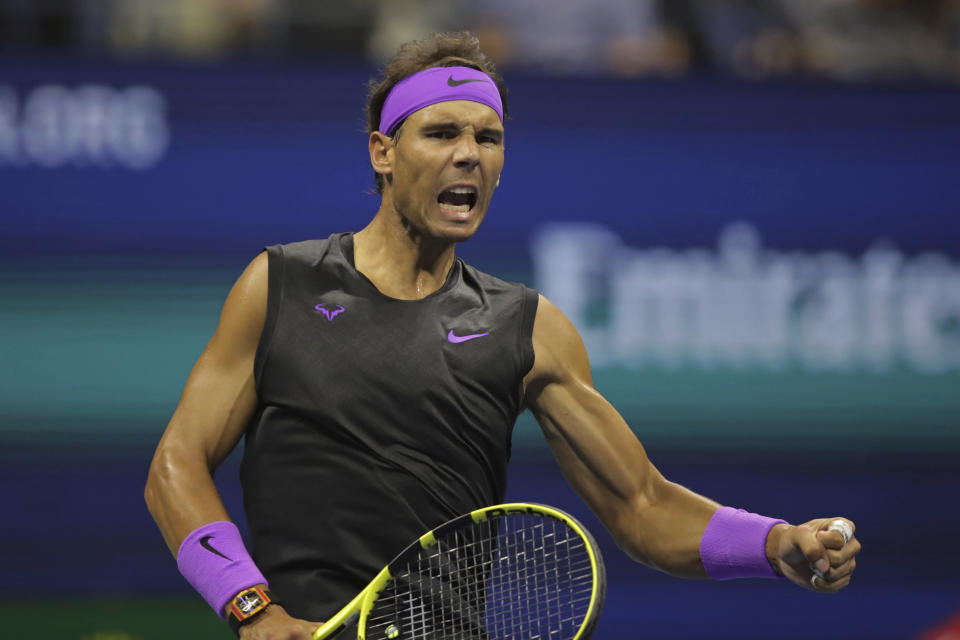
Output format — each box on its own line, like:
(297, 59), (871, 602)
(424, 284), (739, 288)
(439, 202), (471, 213)
(449, 187), (476, 194)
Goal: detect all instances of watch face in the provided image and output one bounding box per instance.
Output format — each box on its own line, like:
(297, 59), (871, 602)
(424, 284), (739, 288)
(236, 592), (263, 614)
(232, 588), (269, 621)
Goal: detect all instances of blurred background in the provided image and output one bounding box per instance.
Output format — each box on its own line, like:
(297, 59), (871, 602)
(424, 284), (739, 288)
(2, 1), (959, 638)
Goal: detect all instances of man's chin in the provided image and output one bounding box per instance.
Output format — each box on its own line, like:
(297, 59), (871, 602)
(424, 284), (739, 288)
(402, 210), (485, 245)
(430, 216), (483, 243)
(440, 224), (479, 243)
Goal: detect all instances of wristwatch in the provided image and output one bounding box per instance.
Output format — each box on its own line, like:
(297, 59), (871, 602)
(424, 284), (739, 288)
(226, 586), (277, 636)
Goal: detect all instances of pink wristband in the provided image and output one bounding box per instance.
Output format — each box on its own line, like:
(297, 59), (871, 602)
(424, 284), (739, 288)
(699, 507), (787, 580)
(176, 521), (268, 619)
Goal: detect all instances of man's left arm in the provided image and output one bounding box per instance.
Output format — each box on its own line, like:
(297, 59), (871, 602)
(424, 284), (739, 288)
(523, 295), (860, 591)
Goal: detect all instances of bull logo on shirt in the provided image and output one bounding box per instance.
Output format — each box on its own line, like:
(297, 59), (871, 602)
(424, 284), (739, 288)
(314, 303), (346, 321)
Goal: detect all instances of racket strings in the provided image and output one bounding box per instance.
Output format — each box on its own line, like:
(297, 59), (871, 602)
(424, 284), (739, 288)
(365, 513), (596, 639)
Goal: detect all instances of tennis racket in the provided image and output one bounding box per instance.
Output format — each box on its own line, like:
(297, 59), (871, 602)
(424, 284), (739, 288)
(312, 502), (606, 640)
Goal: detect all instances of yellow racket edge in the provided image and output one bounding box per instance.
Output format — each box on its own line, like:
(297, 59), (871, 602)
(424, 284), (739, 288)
(469, 502), (605, 639)
(312, 566), (391, 640)
(312, 502), (606, 640)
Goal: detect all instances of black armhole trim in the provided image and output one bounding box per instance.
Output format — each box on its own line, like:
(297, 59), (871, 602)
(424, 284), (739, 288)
(253, 245), (284, 394)
(518, 286), (539, 376)
(515, 286), (540, 415)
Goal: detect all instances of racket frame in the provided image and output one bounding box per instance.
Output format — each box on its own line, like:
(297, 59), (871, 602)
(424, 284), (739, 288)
(312, 502), (606, 640)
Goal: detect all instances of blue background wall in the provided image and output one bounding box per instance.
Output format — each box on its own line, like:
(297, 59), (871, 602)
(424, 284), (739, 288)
(2, 58), (959, 639)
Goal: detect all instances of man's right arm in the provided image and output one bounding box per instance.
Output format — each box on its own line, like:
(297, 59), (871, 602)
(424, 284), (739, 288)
(144, 251), (267, 553)
(144, 253), (322, 638)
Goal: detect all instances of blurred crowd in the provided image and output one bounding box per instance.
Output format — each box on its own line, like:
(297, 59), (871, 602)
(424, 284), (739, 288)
(2, 0), (960, 83)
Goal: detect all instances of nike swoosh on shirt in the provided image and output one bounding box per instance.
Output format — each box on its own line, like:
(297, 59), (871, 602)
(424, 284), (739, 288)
(200, 535), (232, 561)
(447, 75), (487, 87)
(447, 330), (490, 343)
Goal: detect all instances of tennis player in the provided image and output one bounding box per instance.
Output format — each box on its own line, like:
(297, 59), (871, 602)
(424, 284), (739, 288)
(145, 32), (860, 639)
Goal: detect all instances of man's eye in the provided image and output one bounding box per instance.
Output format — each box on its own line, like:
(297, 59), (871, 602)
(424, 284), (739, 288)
(478, 135), (499, 145)
(429, 131), (455, 139)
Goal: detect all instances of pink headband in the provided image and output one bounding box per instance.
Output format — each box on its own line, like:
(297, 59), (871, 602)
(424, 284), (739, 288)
(379, 66), (503, 135)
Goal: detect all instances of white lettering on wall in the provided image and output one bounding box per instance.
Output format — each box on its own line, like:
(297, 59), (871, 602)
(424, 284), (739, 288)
(532, 223), (960, 372)
(0, 84), (169, 169)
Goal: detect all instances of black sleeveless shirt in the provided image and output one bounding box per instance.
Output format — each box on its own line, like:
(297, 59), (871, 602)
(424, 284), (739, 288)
(240, 233), (539, 621)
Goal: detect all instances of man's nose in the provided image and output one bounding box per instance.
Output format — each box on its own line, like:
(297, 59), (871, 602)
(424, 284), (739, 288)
(452, 134), (481, 170)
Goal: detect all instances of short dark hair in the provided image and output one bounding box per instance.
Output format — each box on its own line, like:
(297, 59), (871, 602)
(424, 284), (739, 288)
(366, 31), (509, 194)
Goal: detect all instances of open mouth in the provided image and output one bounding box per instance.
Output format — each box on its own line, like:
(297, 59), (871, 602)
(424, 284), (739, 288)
(437, 186), (478, 214)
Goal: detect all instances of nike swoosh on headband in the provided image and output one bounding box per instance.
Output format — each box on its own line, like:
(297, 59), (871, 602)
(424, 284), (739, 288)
(447, 75), (487, 87)
(447, 330), (490, 343)
(200, 535), (232, 561)
(379, 66), (503, 134)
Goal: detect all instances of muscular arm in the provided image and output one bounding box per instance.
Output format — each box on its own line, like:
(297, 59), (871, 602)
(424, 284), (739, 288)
(143, 254), (344, 636)
(523, 295), (718, 577)
(144, 251), (267, 555)
(523, 295), (860, 590)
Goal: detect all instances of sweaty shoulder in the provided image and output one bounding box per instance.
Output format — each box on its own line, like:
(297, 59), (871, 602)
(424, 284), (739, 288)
(218, 251), (269, 350)
(526, 294), (594, 390)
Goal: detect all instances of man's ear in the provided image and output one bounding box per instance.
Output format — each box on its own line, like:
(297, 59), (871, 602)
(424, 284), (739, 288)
(369, 131), (393, 178)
